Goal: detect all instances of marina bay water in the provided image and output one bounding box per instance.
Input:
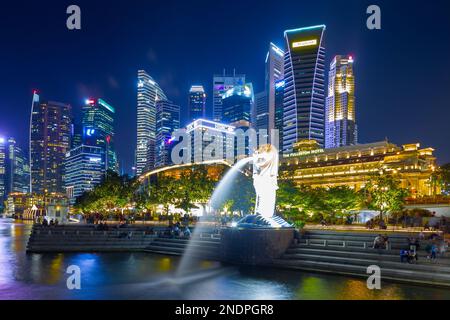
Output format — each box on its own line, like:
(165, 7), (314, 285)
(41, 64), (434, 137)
(1, 218), (450, 300)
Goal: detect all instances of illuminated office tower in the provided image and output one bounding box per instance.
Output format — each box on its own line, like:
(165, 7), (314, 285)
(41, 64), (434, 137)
(325, 55), (357, 148)
(155, 100), (180, 168)
(213, 69), (245, 122)
(65, 145), (105, 204)
(30, 91), (72, 195)
(222, 84), (254, 126)
(5, 137), (30, 195)
(186, 119), (235, 164)
(82, 98), (118, 173)
(274, 79), (286, 151)
(71, 121), (83, 149)
(0, 137), (6, 210)
(283, 25), (326, 153)
(188, 86), (206, 123)
(264, 43), (284, 132)
(136, 70), (167, 175)
(255, 91), (268, 130)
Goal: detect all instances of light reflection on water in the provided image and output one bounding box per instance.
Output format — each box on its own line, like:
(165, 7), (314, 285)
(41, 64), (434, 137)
(1, 218), (450, 300)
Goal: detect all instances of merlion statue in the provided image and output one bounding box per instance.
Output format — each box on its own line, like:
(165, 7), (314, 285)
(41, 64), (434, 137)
(253, 144), (279, 219)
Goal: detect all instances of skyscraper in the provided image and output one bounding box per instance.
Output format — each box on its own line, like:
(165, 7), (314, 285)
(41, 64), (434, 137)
(213, 70), (245, 122)
(283, 25), (326, 153)
(82, 98), (118, 173)
(255, 91), (268, 131)
(65, 145), (105, 204)
(0, 137), (6, 210)
(274, 79), (286, 151)
(5, 137), (30, 195)
(136, 70), (167, 175)
(155, 100), (180, 168)
(264, 43), (285, 132)
(188, 86), (206, 123)
(325, 55), (357, 148)
(30, 91), (72, 195)
(185, 119), (235, 164)
(221, 84), (254, 126)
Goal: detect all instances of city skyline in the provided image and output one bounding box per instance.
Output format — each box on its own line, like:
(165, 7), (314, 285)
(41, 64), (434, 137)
(1, 1), (450, 174)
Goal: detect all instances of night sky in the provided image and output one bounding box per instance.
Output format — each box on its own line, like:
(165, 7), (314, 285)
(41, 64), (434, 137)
(1, 0), (449, 174)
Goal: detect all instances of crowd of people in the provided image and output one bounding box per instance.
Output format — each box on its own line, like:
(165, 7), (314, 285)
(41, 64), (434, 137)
(371, 231), (448, 264)
(159, 221), (192, 239)
(35, 216), (59, 227)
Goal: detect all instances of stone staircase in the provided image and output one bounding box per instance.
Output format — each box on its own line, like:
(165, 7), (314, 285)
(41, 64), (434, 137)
(144, 235), (221, 260)
(272, 230), (450, 288)
(27, 225), (160, 252)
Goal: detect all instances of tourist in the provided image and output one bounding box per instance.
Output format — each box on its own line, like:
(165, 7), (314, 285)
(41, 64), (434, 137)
(425, 243), (432, 259)
(419, 231), (425, 240)
(400, 249), (409, 263)
(373, 234), (383, 249)
(184, 227), (192, 238)
(42, 218), (48, 227)
(49, 219), (54, 226)
(54, 219), (59, 226)
(408, 250), (417, 263)
(383, 234), (390, 250)
(127, 231), (133, 240)
(378, 219), (387, 230)
(431, 243), (438, 261)
(173, 224), (180, 238)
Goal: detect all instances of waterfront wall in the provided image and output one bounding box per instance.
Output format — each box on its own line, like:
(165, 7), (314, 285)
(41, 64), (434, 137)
(220, 228), (294, 265)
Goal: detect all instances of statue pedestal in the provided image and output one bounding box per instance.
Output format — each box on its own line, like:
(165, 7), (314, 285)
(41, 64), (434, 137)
(220, 228), (294, 265)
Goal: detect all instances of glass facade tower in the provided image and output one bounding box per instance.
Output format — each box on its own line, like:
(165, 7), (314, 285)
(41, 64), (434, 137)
(188, 86), (206, 123)
(82, 98), (118, 173)
(325, 55), (357, 148)
(30, 92), (72, 195)
(155, 100), (180, 168)
(65, 145), (105, 204)
(213, 69), (245, 122)
(136, 70), (167, 175)
(283, 25), (326, 153)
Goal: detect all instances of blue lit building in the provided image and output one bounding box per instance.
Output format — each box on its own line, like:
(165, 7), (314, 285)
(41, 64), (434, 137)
(30, 91), (72, 195)
(82, 98), (118, 173)
(283, 25), (326, 153)
(64, 145), (105, 204)
(155, 100), (180, 168)
(274, 79), (285, 151)
(5, 137), (30, 195)
(188, 86), (206, 123)
(136, 70), (167, 175)
(213, 70), (245, 122)
(0, 137), (6, 211)
(221, 84), (254, 126)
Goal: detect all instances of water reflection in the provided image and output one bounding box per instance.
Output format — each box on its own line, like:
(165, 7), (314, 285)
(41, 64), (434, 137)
(1, 218), (450, 300)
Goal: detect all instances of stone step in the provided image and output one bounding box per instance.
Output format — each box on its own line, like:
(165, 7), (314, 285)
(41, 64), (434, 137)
(281, 252), (450, 274)
(152, 238), (220, 247)
(291, 242), (449, 258)
(271, 259), (450, 288)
